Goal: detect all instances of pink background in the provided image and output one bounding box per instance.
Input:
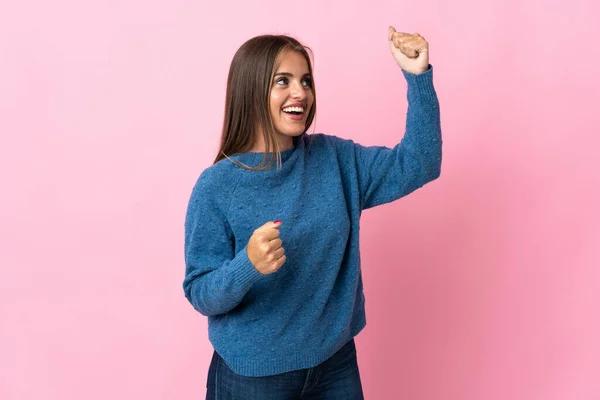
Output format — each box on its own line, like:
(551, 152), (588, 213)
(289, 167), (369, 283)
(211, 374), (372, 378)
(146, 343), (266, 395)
(1, 0), (599, 399)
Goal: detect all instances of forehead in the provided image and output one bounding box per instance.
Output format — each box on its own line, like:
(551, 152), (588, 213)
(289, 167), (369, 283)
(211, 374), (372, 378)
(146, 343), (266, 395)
(275, 50), (309, 73)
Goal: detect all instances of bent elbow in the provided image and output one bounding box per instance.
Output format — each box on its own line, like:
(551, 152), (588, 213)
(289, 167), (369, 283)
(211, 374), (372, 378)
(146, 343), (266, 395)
(421, 156), (441, 184)
(430, 162), (442, 181)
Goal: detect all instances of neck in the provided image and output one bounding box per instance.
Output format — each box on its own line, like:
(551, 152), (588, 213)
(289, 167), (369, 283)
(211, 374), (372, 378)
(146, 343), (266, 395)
(249, 135), (293, 153)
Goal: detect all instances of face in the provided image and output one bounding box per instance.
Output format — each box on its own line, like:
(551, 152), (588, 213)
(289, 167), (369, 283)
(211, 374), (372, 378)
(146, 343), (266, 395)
(269, 50), (314, 147)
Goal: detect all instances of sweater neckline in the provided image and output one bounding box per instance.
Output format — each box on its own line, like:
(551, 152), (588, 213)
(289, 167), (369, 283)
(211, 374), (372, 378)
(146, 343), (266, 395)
(230, 136), (301, 166)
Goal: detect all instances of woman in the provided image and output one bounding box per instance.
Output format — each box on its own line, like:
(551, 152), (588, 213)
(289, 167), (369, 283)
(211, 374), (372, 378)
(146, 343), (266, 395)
(184, 26), (442, 399)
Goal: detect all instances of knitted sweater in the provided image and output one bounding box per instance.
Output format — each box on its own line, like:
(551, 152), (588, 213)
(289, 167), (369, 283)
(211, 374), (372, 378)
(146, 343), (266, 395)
(183, 65), (441, 377)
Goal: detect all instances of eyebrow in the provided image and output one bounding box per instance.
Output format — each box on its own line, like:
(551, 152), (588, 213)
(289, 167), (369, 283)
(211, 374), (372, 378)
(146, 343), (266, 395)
(273, 72), (312, 78)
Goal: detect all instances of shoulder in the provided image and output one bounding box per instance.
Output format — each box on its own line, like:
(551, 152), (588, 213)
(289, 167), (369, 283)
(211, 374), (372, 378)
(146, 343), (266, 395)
(197, 158), (238, 185)
(304, 133), (356, 152)
(188, 160), (242, 211)
(304, 133), (360, 165)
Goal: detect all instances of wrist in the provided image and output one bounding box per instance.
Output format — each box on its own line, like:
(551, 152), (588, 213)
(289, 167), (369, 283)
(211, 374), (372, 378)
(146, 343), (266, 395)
(403, 65), (429, 76)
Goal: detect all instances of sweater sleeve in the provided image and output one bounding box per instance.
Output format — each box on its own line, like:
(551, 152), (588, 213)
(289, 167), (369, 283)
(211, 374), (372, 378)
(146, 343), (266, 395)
(183, 171), (263, 316)
(353, 65), (442, 210)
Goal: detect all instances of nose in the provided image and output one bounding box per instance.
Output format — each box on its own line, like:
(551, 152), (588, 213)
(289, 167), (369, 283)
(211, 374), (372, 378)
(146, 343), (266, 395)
(291, 80), (307, 100)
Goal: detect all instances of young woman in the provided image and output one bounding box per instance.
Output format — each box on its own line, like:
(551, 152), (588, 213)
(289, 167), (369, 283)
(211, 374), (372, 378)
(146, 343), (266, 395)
(184, 26), (442, 399)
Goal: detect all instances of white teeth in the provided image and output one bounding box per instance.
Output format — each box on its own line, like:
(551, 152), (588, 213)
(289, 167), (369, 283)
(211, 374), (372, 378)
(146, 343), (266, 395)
(282, 106), (304, 113)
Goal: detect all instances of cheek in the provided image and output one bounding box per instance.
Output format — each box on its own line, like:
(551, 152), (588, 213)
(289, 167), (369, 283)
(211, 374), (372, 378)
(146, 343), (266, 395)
(270, 92), (283, 116)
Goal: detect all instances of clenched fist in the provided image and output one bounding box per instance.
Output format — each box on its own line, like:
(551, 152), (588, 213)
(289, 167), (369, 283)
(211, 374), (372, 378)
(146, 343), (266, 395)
(247, 220), (286, 275)
(388, 26), (429, 75)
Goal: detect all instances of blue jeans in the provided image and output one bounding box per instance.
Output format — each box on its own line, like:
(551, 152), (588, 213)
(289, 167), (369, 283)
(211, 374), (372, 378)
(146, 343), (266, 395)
(206, 338), (364, 399)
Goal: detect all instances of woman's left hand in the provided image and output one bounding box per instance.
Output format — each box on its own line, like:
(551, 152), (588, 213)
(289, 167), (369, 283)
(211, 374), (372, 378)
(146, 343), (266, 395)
(388, 26), (429, 75)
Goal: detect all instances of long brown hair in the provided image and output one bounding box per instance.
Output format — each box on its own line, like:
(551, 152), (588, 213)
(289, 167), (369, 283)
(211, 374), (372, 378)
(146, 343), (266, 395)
(213, 35), (316, 170)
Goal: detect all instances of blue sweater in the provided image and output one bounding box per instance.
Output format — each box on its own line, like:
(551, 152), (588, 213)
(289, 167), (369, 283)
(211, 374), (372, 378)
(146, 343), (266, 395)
(183, 66), (441, 377)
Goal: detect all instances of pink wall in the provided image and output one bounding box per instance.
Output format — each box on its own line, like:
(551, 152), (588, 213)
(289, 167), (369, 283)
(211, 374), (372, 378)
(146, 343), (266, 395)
(1, 0), (598, 399)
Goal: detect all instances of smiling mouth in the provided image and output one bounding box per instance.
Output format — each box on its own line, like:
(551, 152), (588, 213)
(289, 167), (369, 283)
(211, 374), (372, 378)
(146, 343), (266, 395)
(282, 106), (305, 116)
(282, 112), (305, 122)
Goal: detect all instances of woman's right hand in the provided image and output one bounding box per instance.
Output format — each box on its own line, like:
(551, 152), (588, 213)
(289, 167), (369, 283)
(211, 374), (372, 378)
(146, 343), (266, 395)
(247, 220), (286, 275)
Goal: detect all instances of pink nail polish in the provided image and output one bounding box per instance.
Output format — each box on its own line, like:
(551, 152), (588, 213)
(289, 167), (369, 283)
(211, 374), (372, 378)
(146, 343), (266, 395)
(274, 220), (282, 224)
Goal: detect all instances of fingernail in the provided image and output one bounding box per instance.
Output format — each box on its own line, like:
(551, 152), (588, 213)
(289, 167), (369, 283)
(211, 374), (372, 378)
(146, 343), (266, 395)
(274, 220), (282, 224)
